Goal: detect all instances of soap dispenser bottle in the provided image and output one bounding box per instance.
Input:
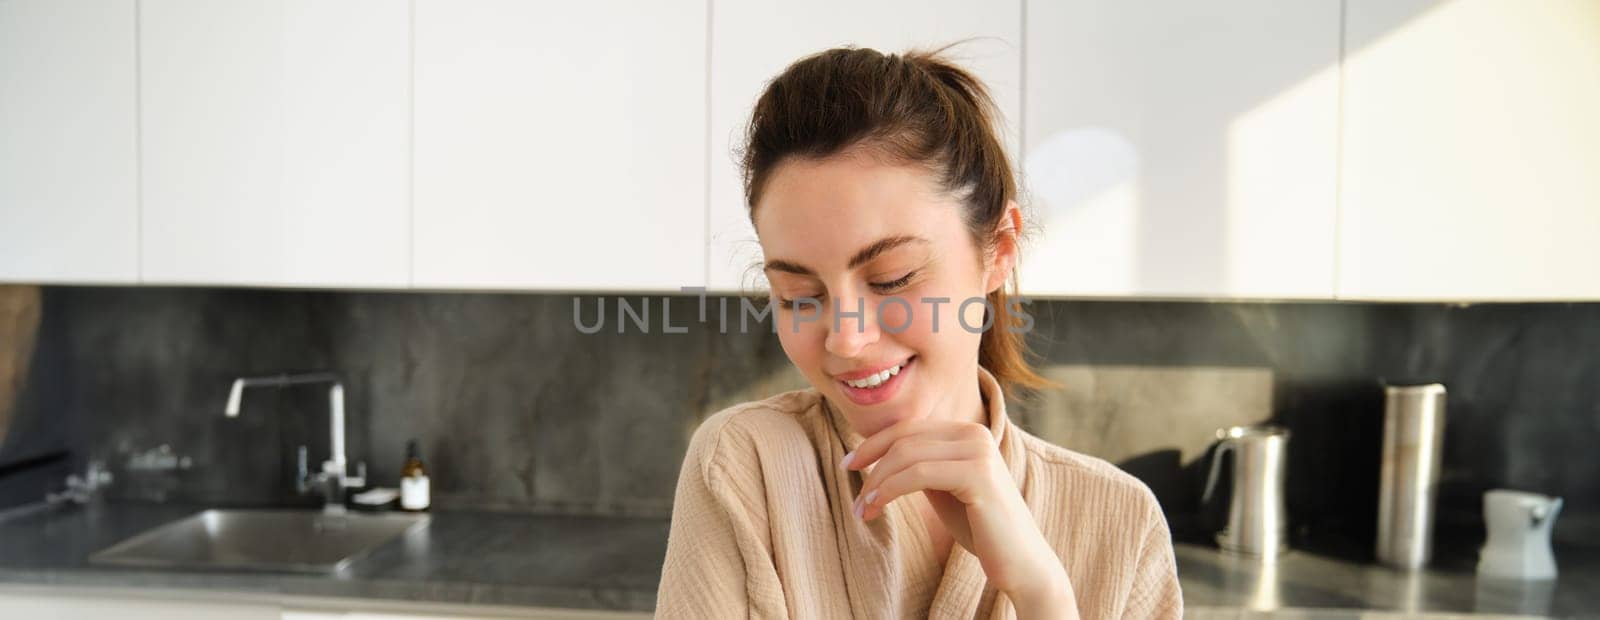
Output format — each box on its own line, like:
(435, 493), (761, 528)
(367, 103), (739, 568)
(400, 440), (431, 511)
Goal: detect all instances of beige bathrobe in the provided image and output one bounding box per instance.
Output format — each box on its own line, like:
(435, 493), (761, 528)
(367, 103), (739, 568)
(656, 365), (1183, 619)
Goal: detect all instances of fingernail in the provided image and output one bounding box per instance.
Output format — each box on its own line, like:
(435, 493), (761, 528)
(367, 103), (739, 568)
(841, 451), (855, 469)
(864, 489), (878, 505)
(853, 500), (864, 519)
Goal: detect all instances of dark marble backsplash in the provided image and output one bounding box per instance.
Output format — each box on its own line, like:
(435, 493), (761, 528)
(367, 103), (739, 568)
(0, 286), (1596, 560)
(0, 287), (803, 516)
(1018, 301), (1600, 559)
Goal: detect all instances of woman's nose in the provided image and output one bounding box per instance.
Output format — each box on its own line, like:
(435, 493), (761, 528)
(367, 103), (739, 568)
(823, 293), (880, 358)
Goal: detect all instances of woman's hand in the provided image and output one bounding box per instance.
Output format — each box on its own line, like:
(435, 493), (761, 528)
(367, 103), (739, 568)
(844, 418), (1079, 619)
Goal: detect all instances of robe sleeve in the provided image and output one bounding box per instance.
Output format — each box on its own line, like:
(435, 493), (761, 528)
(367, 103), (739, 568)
(655, 414), (787, 618)
(1120, 499), (1183, 619)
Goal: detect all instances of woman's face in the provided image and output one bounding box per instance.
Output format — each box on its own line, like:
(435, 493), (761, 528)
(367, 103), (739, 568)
(753, 151), (1017, 437)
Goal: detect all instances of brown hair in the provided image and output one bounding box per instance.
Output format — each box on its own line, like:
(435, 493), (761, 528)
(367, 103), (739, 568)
(737, 41), (1054, 397)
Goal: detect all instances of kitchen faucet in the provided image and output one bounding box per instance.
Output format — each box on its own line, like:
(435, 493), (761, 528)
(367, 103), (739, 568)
(224, 372), (366, 514)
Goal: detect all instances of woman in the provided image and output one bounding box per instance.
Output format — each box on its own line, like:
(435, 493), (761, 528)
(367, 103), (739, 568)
(656, 44), (1182, 619)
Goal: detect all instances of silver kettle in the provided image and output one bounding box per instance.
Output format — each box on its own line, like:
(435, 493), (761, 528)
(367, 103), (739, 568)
(1202, 424), (1291, 561)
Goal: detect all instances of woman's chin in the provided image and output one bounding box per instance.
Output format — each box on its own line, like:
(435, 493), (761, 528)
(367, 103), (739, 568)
(843, 404), (925, 438)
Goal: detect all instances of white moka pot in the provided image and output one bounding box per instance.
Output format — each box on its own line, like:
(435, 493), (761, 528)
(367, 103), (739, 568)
(1477, 489), (1562, 580)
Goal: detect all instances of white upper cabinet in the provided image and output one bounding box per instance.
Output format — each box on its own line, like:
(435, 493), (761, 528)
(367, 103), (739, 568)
(1339, 0), (1600, 301)
(0, 0), (139, 284)
(1024, 0), (1341, 299)
(11, 2), (1597, 299)
(706, 0), (1023, 292)
(412, 0), (707, 292)
(139, 0), (411, 288)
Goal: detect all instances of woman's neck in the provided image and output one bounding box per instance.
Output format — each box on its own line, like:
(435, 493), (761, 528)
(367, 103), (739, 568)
(938, 370), (988, 429)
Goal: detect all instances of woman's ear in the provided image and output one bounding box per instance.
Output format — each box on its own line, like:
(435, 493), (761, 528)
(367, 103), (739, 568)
(983, 200), (1023, 294)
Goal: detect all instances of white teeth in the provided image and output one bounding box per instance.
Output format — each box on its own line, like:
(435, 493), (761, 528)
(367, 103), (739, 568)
(844, 363), (904, 389)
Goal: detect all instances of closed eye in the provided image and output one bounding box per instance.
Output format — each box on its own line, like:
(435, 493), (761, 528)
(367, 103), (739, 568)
(870, 271), (916, 292)
(775, 293), (824, 309)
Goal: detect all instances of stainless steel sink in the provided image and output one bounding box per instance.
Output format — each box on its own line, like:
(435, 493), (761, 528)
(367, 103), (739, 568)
(89, 509), (428, 573)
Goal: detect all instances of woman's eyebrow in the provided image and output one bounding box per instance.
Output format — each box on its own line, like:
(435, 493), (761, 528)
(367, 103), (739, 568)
(763, 234), (930, 276)
(847, 234), (928, 269)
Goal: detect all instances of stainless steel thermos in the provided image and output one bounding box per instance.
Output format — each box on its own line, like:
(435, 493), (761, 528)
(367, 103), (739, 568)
(1376, 383), (1448, 570)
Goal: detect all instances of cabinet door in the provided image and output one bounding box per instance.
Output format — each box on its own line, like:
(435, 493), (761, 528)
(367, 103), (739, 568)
(706, 0), (1022, 292)
(139, 0), (410, 288)
(0, 591), (278, 619)
(1024, 0), (1340, 299)
(284, 609), (650, 620)
(0, 0), (138, 284)
(412, 0), (707, 292)
(1339, 0), (1600, 300)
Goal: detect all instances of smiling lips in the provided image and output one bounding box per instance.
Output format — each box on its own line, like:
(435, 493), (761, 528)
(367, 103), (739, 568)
(834, 356), (914, 406)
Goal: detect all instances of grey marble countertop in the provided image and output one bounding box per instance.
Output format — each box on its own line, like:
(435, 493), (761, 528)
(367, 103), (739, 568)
(0, 500), (669, 611)
(2, 501), (1596, 617)
(1177, 542), (1599, 618)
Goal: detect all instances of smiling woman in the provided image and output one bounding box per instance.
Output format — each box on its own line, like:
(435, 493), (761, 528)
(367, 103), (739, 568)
(655, 44), (1182, 619)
